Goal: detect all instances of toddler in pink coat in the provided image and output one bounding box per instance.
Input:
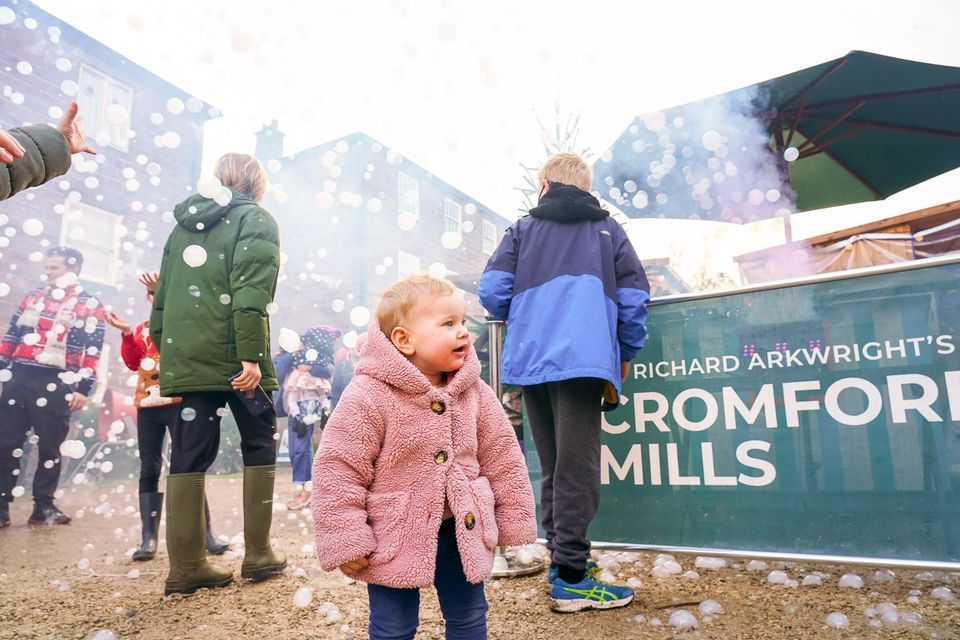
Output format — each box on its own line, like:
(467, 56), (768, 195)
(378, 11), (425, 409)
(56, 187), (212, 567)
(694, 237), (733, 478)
(311, 274), (537, 640)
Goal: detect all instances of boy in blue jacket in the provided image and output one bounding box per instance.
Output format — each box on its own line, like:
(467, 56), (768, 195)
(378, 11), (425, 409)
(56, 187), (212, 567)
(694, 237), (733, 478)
(479, 152), (649, 613)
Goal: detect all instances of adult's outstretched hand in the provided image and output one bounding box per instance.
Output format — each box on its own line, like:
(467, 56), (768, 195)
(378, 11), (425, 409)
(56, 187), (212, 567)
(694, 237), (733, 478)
(56, 101), (96, 156)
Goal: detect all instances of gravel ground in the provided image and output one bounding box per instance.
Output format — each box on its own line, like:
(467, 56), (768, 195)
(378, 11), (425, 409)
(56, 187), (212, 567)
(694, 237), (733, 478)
(1, 475), (958, 639)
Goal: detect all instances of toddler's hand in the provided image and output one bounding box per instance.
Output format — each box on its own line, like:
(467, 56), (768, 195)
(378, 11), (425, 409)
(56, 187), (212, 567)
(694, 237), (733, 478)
(339, 556), (370, 575)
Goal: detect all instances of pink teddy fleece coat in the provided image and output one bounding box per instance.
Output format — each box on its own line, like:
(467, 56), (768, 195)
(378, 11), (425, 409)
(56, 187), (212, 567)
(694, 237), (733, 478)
(311, 320), (537, 588)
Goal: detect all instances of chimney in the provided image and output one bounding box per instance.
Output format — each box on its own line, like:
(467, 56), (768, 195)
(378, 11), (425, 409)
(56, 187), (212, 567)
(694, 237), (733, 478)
(255, 120), (285, 164)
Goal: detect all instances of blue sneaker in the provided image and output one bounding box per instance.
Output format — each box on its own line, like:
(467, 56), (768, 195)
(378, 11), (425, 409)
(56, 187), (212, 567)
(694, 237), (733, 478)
(550, 575), (634, 613)
(546, 561), (601, 584)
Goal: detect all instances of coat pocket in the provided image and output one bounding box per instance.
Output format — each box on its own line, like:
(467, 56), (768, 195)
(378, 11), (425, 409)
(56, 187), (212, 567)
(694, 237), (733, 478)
(365, 491), (410, 566)
(468, 476), (499, 551)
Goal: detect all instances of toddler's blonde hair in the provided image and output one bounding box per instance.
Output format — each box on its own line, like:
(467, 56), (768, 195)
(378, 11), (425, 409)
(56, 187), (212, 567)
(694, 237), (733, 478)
(376, 274), (456, 336)
(537, 152), (593, 192)
(214, 153), (268, 203)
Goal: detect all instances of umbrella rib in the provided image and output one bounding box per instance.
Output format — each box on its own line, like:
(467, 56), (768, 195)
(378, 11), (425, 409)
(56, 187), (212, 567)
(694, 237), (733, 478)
(780, 58), (850, 111)
(778, 57), (850, 149)
(797, 125), (865, 157)
(795, 100), (866, 152)
(801, 114), (960, 139)
(800, 83), (960, 111)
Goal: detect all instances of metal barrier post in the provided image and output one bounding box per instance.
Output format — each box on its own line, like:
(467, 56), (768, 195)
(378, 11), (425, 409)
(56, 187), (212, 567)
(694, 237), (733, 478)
(486, 318), (544, 579)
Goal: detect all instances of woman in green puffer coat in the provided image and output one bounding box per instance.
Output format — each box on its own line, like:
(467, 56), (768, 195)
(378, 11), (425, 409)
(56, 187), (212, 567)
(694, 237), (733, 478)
(150, 153), (286, 595)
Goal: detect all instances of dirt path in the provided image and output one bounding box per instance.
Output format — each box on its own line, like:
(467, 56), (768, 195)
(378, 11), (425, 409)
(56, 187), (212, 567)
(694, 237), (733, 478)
(0, 475), (957, 639)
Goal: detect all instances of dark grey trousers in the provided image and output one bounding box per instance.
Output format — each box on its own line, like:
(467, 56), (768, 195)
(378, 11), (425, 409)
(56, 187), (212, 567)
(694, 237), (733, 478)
(522, 378), (604, 571)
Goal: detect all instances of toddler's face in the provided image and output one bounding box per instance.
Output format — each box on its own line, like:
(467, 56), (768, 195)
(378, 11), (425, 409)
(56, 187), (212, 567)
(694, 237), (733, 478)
(397, 292), (470, 385)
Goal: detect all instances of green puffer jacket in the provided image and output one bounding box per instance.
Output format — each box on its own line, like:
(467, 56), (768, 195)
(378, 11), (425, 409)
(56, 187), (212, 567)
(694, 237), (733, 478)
(150, 188), (280, 395)
(1, 125), (71, 201)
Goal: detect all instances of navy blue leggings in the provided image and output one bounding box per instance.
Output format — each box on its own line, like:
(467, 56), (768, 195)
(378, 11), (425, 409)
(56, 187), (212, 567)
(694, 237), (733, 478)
(367, 518), (488, 640)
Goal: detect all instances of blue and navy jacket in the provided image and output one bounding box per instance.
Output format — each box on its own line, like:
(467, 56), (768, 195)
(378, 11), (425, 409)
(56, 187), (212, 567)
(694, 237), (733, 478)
(478, 183), (649, 408)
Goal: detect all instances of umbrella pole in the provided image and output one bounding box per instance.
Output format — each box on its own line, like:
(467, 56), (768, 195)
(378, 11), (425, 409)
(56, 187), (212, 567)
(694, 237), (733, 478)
(783, 212), (794, 244)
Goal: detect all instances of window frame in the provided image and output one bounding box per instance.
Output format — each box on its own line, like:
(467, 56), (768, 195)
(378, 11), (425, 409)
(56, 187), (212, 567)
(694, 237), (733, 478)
(58, 199), (122, 286)
(77, 63), (134, 153)
(398, 172), (420, 218)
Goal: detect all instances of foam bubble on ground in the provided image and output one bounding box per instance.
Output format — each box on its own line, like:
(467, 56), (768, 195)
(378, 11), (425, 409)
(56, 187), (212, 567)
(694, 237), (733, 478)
(931, 586), (954, 601)
(746, 560), (768, 571)
(668, 610), (698, 629)
(694, 556), (727, 570)
(824, 612), (849, 628)
(767, 570), (789, 585)
(838, 573), (864, 589)
(698, 599), (724, 615)
(293, 587), (313, 608)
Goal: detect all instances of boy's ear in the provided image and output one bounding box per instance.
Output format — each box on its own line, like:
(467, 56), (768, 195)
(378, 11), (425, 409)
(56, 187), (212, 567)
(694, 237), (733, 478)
(390, 326), (415, 355)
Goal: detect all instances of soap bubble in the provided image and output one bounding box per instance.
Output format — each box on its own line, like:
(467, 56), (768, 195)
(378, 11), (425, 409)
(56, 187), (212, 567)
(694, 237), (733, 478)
(349, 306), (370, 328)
(783, 147), (800, 162)
(278, 328), (301, 353)
(181, 408), (197, 421)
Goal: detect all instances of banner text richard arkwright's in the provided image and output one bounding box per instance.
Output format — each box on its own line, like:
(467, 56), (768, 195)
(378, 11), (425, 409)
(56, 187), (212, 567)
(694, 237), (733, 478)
(634, 335), (955, 380)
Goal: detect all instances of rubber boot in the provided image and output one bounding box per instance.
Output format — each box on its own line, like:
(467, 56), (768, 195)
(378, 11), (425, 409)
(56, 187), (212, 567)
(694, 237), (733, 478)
(240, 465), (287, 581)
(204, 498), (229, 555)
(132, 492), (163, 561)
(164, 473), (233, 596)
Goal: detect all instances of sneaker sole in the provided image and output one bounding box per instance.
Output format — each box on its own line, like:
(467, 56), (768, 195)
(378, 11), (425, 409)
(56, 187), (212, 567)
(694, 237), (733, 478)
(550, 593), (634, 613)
(164, 575), (233, 596)
(27, 518), (71, 526)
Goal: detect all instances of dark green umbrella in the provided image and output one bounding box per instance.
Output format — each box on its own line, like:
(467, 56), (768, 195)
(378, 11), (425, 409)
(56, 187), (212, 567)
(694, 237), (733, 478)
(594, 51), (960, 225)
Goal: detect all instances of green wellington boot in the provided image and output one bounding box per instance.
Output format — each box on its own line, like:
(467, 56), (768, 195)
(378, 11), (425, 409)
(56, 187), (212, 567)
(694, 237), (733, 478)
(163, 473), (233, 596)
(132, 492), (163, 561)
(240, 465), (287, 581)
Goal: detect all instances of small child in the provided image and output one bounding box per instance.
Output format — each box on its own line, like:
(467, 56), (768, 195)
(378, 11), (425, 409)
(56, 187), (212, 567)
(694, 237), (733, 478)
(283, 352), (331, 510)
(312, 275), (536, 640)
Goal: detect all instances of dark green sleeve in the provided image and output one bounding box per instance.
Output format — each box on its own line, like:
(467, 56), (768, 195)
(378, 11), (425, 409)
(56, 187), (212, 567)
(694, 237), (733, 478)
(230, 206), (280, 363)
(0, 125), (71, 201)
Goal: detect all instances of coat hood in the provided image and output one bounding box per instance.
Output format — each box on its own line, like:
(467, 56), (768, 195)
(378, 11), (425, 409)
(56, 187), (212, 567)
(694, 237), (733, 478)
(529, 182), (609, 223)
(173, 187), (257, 233)
(356, 319), (481, 397)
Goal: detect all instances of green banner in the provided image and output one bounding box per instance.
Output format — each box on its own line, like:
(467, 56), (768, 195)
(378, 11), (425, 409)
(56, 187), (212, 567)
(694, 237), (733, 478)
(524, 258), (960, 564)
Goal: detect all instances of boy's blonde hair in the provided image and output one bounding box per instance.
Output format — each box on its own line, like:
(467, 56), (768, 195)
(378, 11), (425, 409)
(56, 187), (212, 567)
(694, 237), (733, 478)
(376, 274), (456, 336)
(537, 152), (592, 192)
(214, 153), (268, 203)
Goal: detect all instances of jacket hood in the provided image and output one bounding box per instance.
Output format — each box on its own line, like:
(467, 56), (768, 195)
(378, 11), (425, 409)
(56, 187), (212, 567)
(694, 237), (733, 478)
(356, 319), (481, 397)
(529, 182), (609, 223)
(173, 187), (257, 233)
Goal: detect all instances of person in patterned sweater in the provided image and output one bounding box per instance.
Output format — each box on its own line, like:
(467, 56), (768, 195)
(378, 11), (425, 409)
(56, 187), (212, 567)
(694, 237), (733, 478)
(0, 247), (105, 527)
(105, 272), (228, 560)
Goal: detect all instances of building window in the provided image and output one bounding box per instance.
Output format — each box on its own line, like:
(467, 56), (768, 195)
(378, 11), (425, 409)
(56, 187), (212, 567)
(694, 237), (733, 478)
(482, 219), (498, 255)
(398, 250), (421, 280)
(443, 198), (462, 234)
(59, 200), (122, 286)
(398, 172), (419, 217)
(77, 64), (133, 152)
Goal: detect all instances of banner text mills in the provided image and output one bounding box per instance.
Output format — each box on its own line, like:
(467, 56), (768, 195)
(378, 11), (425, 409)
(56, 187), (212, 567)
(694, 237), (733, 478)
(600, 369), (960, 488)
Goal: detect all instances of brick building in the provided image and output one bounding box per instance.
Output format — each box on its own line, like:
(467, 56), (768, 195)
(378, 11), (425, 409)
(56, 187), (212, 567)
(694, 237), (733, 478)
(0, 0), (217, 403)
(254, 124), (513, 340)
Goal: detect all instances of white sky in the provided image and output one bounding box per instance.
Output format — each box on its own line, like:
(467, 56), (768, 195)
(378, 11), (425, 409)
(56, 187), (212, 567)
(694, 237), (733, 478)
(31, 0), (960, 280)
